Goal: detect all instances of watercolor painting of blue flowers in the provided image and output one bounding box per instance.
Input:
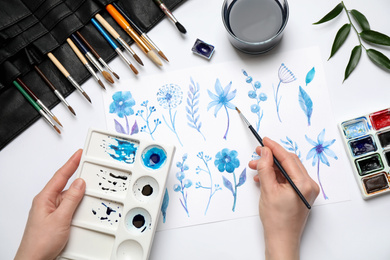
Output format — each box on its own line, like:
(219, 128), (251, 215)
(186, 77), (205, 140)
(173, 154), (192, 216)
(207, 79), (237, 140)
(157, 84), (183, 146)
(305, 129), (338, 200)
(242, 69), (268, 132)
(109, 91), (138, 135)
(195, 152), (221, 215)
(215, 148), (246, 212)
(273, 63), (296, 122)
(136, 100), (161, 140)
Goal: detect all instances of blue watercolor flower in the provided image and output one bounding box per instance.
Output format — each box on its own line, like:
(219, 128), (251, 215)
(173, 154), (192, 216)
(207, 79), (237, 139)
(110, 91), (135, 118)
(215, 148), (240, 173)
(273, 63), (296, 122)
(215, 148), (246, 212)
(242, 69), (267, 132)
(305, 129), (338, 200)
(195, 152), (221, 215)
(109, 91), (136, 135)
(157, 84), (183, 146)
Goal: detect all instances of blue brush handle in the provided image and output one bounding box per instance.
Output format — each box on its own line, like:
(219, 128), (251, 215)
(71, 34), (89, 54)
(91, 18), (117, 49)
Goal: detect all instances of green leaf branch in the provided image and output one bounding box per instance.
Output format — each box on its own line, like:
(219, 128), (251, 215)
(313, 1), (390, 82)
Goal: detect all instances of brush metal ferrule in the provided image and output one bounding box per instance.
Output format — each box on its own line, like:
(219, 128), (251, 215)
(54, 90), (70, 106)
(85, 52), (104, 72)
(140, 33), (160, 52)
(84, 63), (100, 82)
(36, 100), (55, 118)
(160, 3), (178, 23)
(115, 48), (133, 67)
(238, 111), (251, 127)
(67, 76), (84, 93)
(117, 37), (135, 56)
(38, 109), (55, 127)
(99, 58), (116, 75)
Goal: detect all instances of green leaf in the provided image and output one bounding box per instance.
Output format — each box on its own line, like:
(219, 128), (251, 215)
(313, 3), (343, 25)
(366, 49), (390, 70)
(329, 23), (351, 60)
(350, 9), (370, 31)
(344, 45), (362, 82)
(360, 30), (390, 46)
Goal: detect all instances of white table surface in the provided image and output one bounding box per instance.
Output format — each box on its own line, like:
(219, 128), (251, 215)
(2, 0), (390, 259)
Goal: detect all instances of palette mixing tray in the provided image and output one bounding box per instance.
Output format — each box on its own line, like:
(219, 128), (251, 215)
(59, 129), (175, 260)
(339, 108), (390, 199)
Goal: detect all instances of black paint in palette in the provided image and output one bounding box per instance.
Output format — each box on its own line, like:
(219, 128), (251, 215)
(340, 108), (390, 198)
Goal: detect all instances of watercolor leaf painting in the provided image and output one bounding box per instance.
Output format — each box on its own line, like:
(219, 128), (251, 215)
(298, 86), (313, 126)
(186, 77), (206, 140)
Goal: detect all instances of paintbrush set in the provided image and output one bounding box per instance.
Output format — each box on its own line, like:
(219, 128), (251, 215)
(6, 0), (186, 137)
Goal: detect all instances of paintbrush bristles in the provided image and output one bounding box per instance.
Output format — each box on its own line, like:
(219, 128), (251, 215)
(133, 54), (144, 66)
(130, 64), (139, 75)
(176, 22), (187, 34)
(82, 92), (92, 103)
(98, 80), (106, 90)
(112, 72), (120, 80)
(235, 107), (251, 127)
(54, 125), (61, 134)
(52, 116), (63, 127)
(158, 51), (169, 62)
(102, 71), (114, 84)
(68, 106), (76, 116)
(147, 51), (163, 66)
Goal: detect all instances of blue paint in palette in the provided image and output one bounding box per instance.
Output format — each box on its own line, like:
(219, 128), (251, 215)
(107, 138), (138, 164)
(348, 135), (377, 156)
(342, 117), (369, 139)
(142, 146), (167, 170)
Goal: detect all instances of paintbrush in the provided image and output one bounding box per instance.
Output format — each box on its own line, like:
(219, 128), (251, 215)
(70, 33), (114, 84)
(152, 0), (186, 34)
(16, 78), (63, 127)
(66, 38), (105, 89)
(47, 52), (92, 103)
(13, 80), (61, 134)
(111, 2), (169, 62)
(91, 18), (138, 75)
(33, 65), (76, 116)
(235, 107), (311, 209)
(94, 13), (144, 66)
(106, 4), (163, 66)
(76, 31), (120, 80)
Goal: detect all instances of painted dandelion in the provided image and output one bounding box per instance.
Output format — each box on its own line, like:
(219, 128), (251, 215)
(186, 77), (206, 140)
(215, 148), (246, 212)
(136, 100), (161, 140)
(173, 154), (192, 217)
(305, 128), (338, 200)
(195, 152), (221, 215)
(207, 79), (237, 140)
(273, 63), (296, 122)
(242, 69), (268, 132)
(109, 91), (138, 135)
(157, 84), (183, 146)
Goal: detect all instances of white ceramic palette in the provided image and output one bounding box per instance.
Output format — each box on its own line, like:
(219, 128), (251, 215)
(59, 128), (175, 260)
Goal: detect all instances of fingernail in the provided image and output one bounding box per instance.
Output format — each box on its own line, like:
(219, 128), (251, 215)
(72, 178), (84, 190)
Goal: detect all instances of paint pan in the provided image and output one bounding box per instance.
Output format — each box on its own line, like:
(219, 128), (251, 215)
(60, 129), (175, 260)
(339, 107), (390, 199)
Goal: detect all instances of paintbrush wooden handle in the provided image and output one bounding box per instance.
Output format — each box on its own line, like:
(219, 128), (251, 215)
(47, 52), (70, 77)
(34, 65), (56, 91)
(95, 14), (120, 39)
(76, 31), (100, 58)
(67, 38), (88, 65)
(16, 78), (38, 101)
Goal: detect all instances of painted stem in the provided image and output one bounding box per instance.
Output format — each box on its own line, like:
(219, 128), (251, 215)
(232, 172), (237, 212)
(223, 106), (230, 140)
(180, 181), (190, 217)
(203, 158), (214, 215)
(145, 108), (155, 140)
(169, 108), (183, 146)
(125, 115), (129, 134)
(317, 157), (328, 200)
(274, 80), (282, 122)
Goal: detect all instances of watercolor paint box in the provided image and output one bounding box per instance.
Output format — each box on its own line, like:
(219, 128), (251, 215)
(59, 129), (175, 260)
(339, 108), (390, 199)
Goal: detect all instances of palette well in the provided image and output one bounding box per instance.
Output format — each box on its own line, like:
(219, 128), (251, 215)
(339, 108), (390, 199)
(59, 129), (175, 260)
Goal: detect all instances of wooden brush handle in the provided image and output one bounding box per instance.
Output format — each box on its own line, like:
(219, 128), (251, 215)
(47, 52), (70, 77)
(76, 31), (100, 58)
(16, 78), (38, 101)
(34, 65), (56, 91)
(67, 38), (88, 65)
(95, 14), (120, 39)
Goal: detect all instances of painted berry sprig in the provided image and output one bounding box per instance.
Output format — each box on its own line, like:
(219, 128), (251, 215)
(313, 2), (390, 82)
